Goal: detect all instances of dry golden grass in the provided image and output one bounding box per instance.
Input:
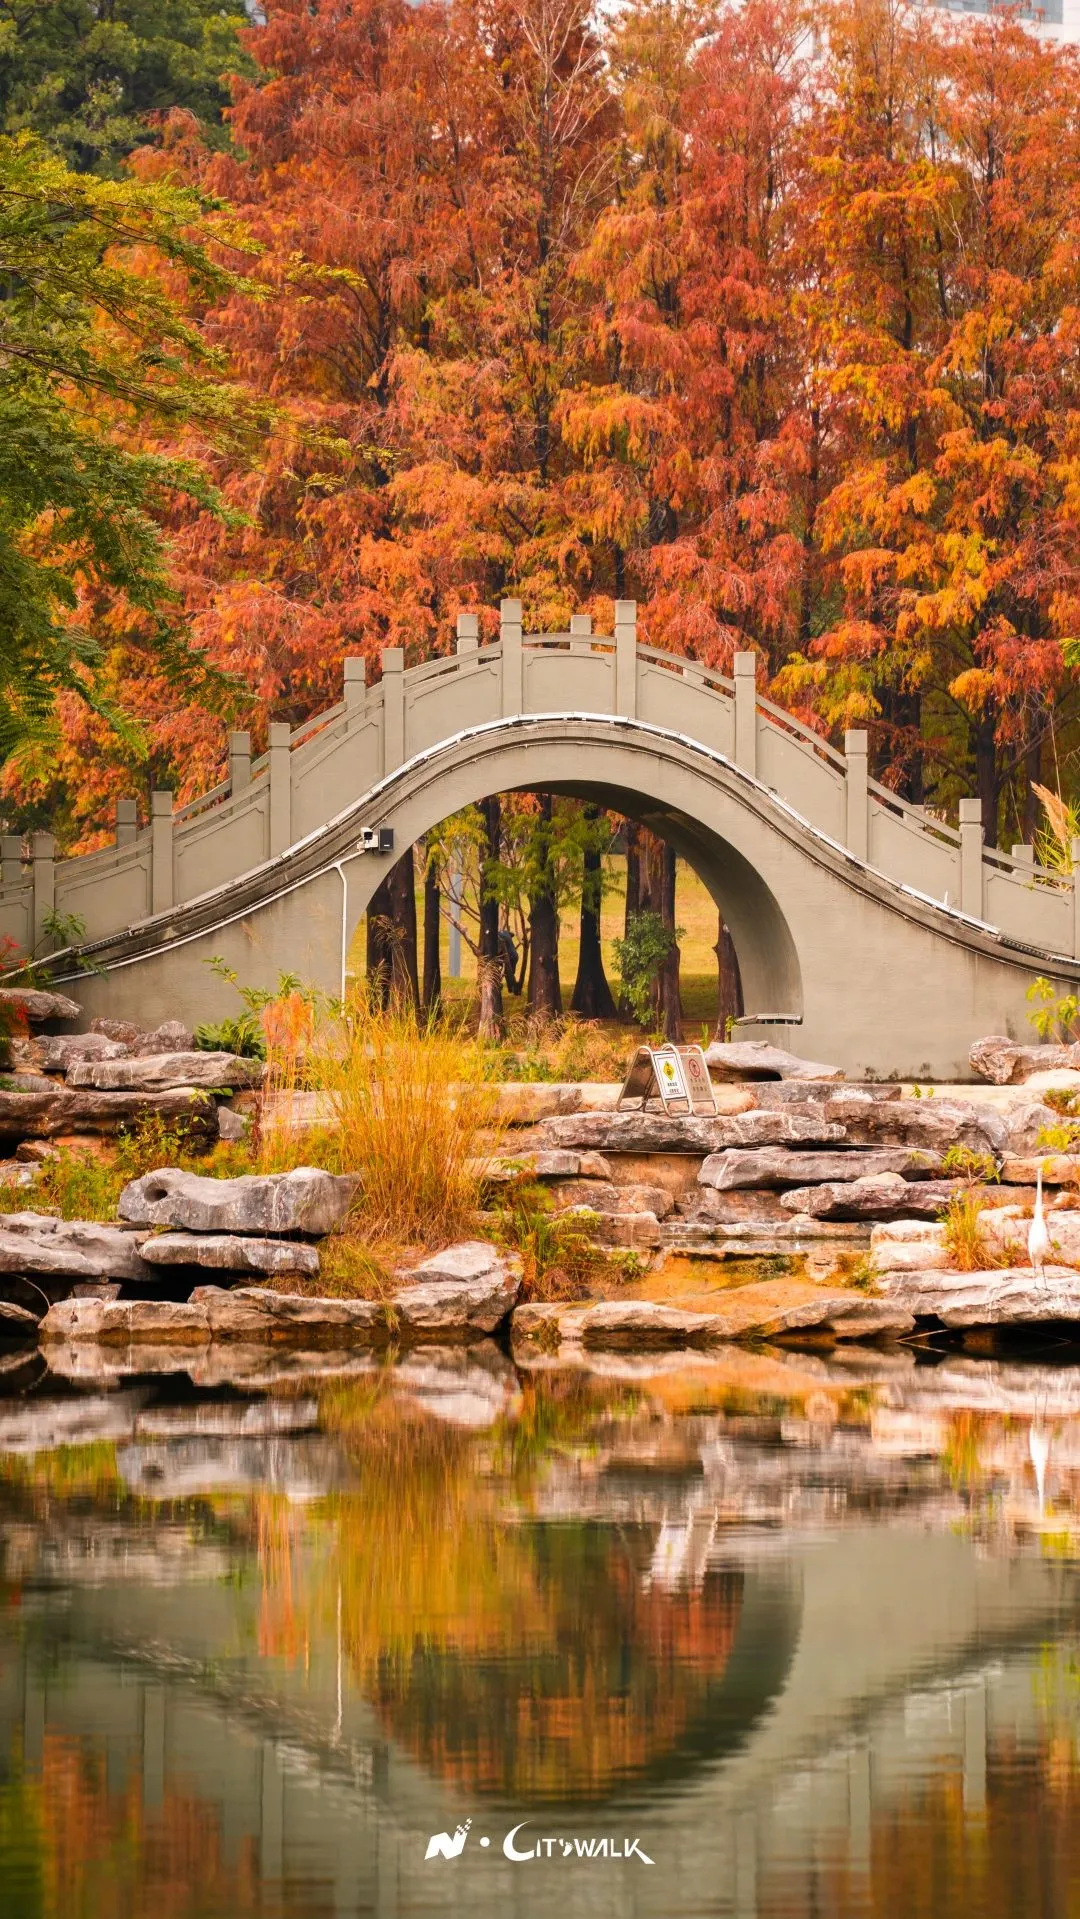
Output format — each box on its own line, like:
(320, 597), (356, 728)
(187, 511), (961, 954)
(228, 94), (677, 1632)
(307, 991), (502, 1248)
(939, 1191), (1013, 1272)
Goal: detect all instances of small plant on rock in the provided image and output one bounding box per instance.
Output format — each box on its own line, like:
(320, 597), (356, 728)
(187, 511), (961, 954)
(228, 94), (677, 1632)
(939, 1191), (1012, 1273)
(1027, 975), (1080, 1043)
(941, 1145), (1000, 1187)
(489, 1175), (641, 1301)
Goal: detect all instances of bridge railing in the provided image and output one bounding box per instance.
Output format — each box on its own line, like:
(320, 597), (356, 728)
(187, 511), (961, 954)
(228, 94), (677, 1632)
(2, 597), (1077, 963)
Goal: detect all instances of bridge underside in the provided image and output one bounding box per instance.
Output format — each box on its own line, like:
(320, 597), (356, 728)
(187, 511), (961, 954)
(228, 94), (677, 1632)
(54, 718), (1074, 1079)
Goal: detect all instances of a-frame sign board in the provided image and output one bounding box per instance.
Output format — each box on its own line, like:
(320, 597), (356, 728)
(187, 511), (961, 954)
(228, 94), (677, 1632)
(616, 1043), (718, 1117)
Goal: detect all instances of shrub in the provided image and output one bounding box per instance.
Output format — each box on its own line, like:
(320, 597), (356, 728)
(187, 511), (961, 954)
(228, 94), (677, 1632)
(304, 990), (499, 1248)
(194, 1011), (266, 1059)
(938, 1191), (1012, 1273)
(1027, 975), (1080, 1044)
(941, 1145), (1000, 1187)
(488, 1175), (642, 1301)
(612, 911), (682, 1027)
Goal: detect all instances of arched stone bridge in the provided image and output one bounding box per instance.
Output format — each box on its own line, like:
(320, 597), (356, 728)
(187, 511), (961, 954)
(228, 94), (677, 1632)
(3, 601), (1077, 1077)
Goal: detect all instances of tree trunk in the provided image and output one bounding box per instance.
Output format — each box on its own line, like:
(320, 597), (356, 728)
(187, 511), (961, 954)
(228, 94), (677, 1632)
(714, 915), (744, 1040)
(478, 795), (504, 1040)
(422, 851), (441, 1015)
(386, 846), (419, 1008)
(1022, 735), (1041, 843)
(365, 872), (393, 1009)
(527, 794), (562, 1018)
(657, 841), (682, 1043)
(571, 810), (616, 1018)
(975, 717), (1000, 848)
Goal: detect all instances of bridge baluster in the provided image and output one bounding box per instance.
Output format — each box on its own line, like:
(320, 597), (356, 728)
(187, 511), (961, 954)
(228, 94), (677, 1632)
(500, 598), (523, 716)
(31, 832), (55, 947)
(844, 730), (869, 862)
(115, 798), (137, 848)
(959, 799), (984, 919)
(615, 600), (637, 717)
(151, 792), (174, 915)
(1, 835), (24, 889)
(344, 656), (366, 708)
(269, 723), (292, 857)
(456, 612), (479, 654)
(381, 646), (405, 771)
(228, 731), (251, 794)
(733, 652), (758, 777)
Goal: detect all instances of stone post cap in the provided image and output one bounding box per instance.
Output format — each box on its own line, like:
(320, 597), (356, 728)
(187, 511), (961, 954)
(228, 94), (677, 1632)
(958, 798), (982, 827)
(151, 790), (174, 817)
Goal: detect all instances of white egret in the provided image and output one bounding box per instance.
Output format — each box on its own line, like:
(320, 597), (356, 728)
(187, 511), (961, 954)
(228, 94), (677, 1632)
(1028, 1161), (1051, 1287)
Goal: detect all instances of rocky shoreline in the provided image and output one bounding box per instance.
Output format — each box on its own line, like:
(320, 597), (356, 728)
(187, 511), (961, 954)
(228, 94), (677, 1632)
(3, 1022), (1080, 1358)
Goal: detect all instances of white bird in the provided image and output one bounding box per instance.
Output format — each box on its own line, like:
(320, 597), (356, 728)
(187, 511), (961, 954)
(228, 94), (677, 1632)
(1028, 1161), (1051, 1287)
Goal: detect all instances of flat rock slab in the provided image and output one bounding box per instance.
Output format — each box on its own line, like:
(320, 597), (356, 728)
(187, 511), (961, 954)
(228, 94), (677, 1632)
(970, 1037), (1080, 1084)
(0, 1087), (215, 1140)
(778, 1173), (963, 1221)
(0, 1299), (39, 1331)
(563, 1208), (664, 1250)
(405, 1240), (515, 1284)
(120, 1166), (358, 1236)
(539, 1109), (845, 1155)
(469, 1149), (612, 1182)
(1001, 1155), (1080, 1185)
(822, 1092), (1006, 1156)
(698, 1147), (943, 1191)
(880, 1265), (1080, 1326)
(41, 1297), (213, 1344)
(547, 1179), (674, 1219)
(0, 988), (81, 1027)
(69, 1051), (263, 1092)
(41, 1033), (129, 1072)
(139, 1232), (320, 1277)
(702, 1041), (843, 1081)
(512, 1280), (913, 1349)
(0, 1213), (151, 1281)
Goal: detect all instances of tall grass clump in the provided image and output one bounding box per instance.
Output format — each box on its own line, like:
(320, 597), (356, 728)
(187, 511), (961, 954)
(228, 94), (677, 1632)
(938, 1190), (1015, 1273)
(307, 991), (502, 1248)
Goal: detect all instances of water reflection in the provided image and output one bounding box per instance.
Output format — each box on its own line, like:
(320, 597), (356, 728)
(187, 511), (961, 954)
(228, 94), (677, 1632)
(2, 1346), (1080, 1915)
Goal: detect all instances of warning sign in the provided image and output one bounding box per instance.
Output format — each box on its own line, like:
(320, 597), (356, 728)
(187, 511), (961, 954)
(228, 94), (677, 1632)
(616, 1044), (717, 1117)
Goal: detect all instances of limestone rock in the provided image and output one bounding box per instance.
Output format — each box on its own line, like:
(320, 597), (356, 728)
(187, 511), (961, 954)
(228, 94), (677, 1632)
(970, 1036), (1080, 1085)
(41, 1033), (129, 1072)
(69, 1050), (263, 1092)
(0, 1299), (39, 1331)
(470, 1149), (612, 1182)
(133, 1020), (195, 1055)
(0, 1213), (151, 1281)
(703, 1041), (844, 1081)
(822, 1091), (1006, 1156)
(778, 1173), (962, 1221)
(406, 1240), (513, 1284)
(0, 987), (81, 1027)
(5, 1073), (61, 1094)
(539, 1108), (844, 1156)
(548, 1179), (673, 1219)
(567, 1209), (664, 1250)
(139, 1232), (320, 1277)
(698, 1147), (943, 1191)
(40, 1297), (211, 1344)
(512, 1279), (913, 1349)
(216, 1106), (252, 1143)
(119, 1165), (358, 1236)
(1002, 1102), (1064, 1156)
(869, 1220), (950, 1271)
(1000, 1154), (1080, 1185)
(0, 1087), (216, 1141)
(880, 1265), (1080, 1326)
(540, 1113), (734, 1154)
(90, 1018), (143, 1046)
(393, 1273), (520, 1337)
(192, 1286), (385, 1341)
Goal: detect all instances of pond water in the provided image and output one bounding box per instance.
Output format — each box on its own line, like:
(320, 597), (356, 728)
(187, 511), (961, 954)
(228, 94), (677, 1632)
(2, 1338), (1080, 1918)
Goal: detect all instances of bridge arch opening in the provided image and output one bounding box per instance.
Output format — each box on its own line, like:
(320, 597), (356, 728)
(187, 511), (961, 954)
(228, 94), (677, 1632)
(345, 725), (804, 1027)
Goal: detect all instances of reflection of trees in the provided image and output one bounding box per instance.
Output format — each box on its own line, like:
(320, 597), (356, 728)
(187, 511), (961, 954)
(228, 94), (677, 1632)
(255, 1377), (743, 1804)
(0, 1734), (271, 1919)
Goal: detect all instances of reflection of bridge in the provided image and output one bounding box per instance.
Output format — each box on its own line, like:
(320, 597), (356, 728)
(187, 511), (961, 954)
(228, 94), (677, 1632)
(3, 1420), (1080, 1918)
(3, 602), (1078, 1074)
